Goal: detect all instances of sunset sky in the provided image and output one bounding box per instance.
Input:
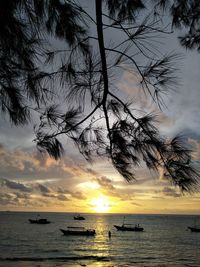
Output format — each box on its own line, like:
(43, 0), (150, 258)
(0, 1), (200, 214)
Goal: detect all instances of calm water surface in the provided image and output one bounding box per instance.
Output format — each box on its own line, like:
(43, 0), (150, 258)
(0, 212), (200, 266)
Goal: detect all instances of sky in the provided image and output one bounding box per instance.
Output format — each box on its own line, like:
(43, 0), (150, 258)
(0, 1), (200, 214)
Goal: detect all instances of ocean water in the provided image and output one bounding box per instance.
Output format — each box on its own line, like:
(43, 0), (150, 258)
(0, 212), (200, 267)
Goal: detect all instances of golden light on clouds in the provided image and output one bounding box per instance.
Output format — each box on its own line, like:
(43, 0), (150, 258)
(90, 196), (110, 213)
(78, 181), (100, 190)
(1, 143), (200, 214)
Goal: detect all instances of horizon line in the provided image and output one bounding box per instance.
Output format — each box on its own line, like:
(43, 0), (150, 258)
(0, 210), (200, 216)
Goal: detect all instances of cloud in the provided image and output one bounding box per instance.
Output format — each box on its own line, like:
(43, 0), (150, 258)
(86, 168), (99, 176)
(93, 175), (124, 198)
(86, 168), (116, 190)
(0, 143), (84, 182)
(0, 177), (72, 205)
(131, 202), (142, 206)
(1, 178), (57, 195)
(0, 192), (16, 205)
(14, 192), (31, 199)
(1, 179), (32, 192)
(71, 191), (86, 200)
(57, 194), (69, 201)
(117, 71), (175, 129)
(37, 184), (51, 193)
(1, 189), (82, 209)
(0, 191), (37, 207)
(0, 189), (70, 208)
(88, 169), (155, 201)
(57, 188), (86, 200)
(156, 187), (181, 198)
(96, 176), (115, 190)
(0, 144), (101, 200)
(188, 138), (200, 160)
(162, 187), (181, 198)
(42, 192), (69, 201)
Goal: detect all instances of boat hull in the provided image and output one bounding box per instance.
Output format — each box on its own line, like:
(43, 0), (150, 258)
(74, 217), (85, 220)
(114, 225), (143, 231)
(60, 228), (96, 236)
(29, 219), (51, 224)
(188, 227), (200, 232)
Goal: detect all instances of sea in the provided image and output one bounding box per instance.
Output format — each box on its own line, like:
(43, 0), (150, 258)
(0, 212), (200, 267)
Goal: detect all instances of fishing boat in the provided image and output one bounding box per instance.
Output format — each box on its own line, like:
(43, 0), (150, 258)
(29, 218), (51, 224)
(60, 226), (96, 236)
(114, 216), (144, 231)
(188, 217), (200, 232)
(188, 226), (200, 232)
(74, 214), (85, 220)
(114, 223), (144, 231)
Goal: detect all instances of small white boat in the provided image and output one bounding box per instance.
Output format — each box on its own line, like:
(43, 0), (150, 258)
(60, 227), (96, 236)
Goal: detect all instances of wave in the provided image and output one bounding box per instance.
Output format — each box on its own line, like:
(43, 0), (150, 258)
(0, 255), (110, 262)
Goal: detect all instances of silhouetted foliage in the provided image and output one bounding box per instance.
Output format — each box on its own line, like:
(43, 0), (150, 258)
(0, 0), (199, 192)
(155, 0), (200, 51)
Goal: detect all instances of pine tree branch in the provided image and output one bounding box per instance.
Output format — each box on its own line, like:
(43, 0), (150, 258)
(105, 47), (154, 99)
(95, 0), (112, 155)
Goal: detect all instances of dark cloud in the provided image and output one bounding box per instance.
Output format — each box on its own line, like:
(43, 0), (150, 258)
(57, 188), (69, 194)
(0, 183), (73, 208)
(0, 144), (85, 183)
(93, 175), (124, 198)
(37, 184), (51, 193)
(96, 176), (115, 190)
(0, 191), (35, 207)
(86, 168), (99, 176)
(42, 192), (69, 201)
(87, 168), (117, 192)
(1, 179), (32, 192)
(14, 192), (31, 199)
(162, 187), (181, 198)
(0, 192), (16, 205)
(57, 194), (69, 201)
(42, 192), (56, 198)
(57, 187), (86, 200)
(0, 178), (72, 205)
(71, 191), (86, 200)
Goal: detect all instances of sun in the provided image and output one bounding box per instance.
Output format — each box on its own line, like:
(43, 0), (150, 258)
(90, 197), (110, 213)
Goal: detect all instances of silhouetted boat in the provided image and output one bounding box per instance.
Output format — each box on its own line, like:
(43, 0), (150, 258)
(114, 216), (144, 231)
(188, 217), (200, 232)
(74, 214), (85, 220)
(60, 227), (95, 236)
(188, 226), (200, 232)
(114, 223), (144, 231)
(29, 218), (51, 224)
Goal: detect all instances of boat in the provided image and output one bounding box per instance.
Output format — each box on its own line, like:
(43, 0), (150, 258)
(114, 216), (144, 231)
(188, 226), (200, 232)
(60, 227), (96, 236)
(188, 217), (200, 232)
(74, 214), (85, 220)
(114, 223), (144, 231)
(29, 218), (51, 224)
